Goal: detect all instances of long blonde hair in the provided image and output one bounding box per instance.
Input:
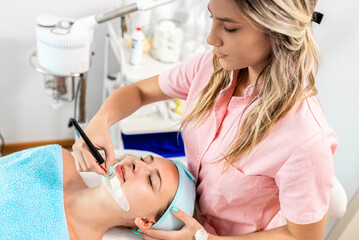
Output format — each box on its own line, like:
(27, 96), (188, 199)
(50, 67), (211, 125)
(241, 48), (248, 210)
(181, 0), (321, 171)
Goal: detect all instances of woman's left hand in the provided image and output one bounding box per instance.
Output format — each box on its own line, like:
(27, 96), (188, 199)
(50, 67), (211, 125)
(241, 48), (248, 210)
(136, 207), (205, 240)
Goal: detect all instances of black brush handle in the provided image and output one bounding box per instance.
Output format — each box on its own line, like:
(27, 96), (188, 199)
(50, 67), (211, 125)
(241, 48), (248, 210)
(69, 118), (105, 164)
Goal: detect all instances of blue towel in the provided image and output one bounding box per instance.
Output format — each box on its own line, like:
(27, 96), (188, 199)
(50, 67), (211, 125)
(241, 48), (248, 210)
(0, 145), (69, 240)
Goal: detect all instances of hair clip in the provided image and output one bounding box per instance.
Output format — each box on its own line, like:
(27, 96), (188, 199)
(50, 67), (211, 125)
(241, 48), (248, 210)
(312, 11), (324, 24)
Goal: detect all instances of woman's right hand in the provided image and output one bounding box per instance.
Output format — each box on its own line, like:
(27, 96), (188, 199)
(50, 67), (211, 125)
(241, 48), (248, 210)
(72, 116), (115, 175)
(71, 75), (166, 175)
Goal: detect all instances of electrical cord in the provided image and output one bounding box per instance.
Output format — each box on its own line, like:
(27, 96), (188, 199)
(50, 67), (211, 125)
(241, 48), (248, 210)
(0, 132), (4, 157)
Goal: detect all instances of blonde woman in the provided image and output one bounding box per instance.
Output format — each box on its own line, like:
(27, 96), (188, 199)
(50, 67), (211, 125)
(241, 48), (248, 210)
(73, 0), (336, 239)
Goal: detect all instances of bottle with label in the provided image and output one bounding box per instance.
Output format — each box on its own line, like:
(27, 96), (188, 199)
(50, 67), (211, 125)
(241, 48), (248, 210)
(129, 27), (145, 66)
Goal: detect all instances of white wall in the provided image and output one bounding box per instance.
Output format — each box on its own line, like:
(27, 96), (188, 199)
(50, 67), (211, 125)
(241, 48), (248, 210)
(0, 0), (358, 237)
(313, 0), (359, 237)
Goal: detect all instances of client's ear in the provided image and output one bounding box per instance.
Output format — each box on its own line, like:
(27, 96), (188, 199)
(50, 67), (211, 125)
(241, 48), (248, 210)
(134, 217), (156, 230)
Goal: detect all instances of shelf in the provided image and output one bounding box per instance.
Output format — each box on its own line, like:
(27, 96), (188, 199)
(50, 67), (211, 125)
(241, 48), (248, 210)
(105, 22), (183, 136)
(107, 22), (178, 82)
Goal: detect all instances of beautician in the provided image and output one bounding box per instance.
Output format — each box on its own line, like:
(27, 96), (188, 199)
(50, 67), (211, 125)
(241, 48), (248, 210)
(73, 0), (337, 239)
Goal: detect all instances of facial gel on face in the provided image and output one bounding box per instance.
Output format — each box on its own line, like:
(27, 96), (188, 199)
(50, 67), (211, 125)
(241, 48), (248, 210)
(103, 163), (130, 211)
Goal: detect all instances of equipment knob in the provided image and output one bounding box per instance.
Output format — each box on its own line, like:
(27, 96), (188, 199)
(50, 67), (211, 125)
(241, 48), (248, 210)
(36, 14), (58, 27)
(59, 20), (71, 29)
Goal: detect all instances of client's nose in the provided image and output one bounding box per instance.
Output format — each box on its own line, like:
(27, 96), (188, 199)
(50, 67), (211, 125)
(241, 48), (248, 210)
(129, 157), (150, 175)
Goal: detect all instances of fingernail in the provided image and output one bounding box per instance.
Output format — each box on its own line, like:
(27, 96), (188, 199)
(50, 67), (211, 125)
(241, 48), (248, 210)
(109, 166), (113, 174)
(137, 229), (143, 233)
(172, 206), (178, 213)
(102, 175), (107, 177)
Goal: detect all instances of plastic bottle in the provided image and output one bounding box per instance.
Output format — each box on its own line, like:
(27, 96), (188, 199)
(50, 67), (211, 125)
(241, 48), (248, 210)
(129, 27), (145, 66)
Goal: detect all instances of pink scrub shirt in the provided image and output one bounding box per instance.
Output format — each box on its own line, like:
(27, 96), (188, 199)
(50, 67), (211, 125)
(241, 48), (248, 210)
(158, 50), (337, 236)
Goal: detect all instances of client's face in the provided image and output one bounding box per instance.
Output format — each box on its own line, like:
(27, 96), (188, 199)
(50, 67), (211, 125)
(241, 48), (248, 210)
(109, 155), (178, 225)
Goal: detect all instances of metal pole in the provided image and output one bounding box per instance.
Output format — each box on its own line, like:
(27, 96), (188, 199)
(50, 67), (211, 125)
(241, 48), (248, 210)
(78, 73), (88, 123)
(95, 3), (138, 24)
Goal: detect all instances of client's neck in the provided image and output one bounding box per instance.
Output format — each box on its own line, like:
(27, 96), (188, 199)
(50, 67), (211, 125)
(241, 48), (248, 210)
(66, 186), (133, 238)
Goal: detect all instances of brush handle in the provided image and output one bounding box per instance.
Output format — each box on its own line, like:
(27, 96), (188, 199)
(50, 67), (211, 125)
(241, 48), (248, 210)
(69, 118), (105, 165)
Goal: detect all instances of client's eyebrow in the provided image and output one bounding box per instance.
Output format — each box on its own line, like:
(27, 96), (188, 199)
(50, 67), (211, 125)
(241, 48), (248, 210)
(207, 4), (240, 23)
(149, 155), (162, 192)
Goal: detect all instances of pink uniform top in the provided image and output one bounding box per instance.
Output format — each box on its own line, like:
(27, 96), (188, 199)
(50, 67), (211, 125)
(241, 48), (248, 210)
(158, 50), (337, 236)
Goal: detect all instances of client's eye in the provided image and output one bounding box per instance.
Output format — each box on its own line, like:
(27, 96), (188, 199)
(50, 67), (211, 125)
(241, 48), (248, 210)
(148, 175), (153, 187)
(140, 157), (145, 162)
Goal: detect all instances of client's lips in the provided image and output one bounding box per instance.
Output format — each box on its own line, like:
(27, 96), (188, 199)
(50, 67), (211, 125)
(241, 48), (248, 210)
(116, 165), (125, 182)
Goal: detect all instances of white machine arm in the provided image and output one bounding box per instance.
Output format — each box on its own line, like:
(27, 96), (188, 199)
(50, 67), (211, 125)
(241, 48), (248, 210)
(96, 0), (178, 24)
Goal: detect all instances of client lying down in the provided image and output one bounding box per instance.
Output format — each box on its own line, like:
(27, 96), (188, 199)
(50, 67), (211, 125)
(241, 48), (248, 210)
(0, 145), (196, 239)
